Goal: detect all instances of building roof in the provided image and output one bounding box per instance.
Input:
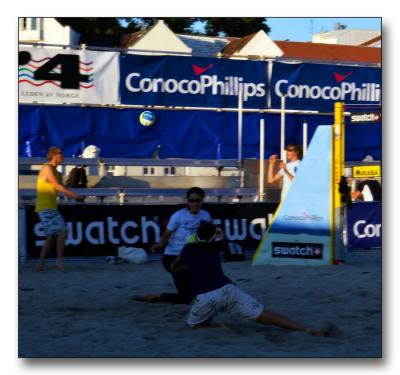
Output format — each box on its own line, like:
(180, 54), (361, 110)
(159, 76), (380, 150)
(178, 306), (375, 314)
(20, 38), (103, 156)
(120, 30), (149, 48)
(274, 41), (381, 64)
(177, 34), (230, 57)
(220, 33), (256, 55)
(360, 35), (382, 47)
(76, 19), (380, 65)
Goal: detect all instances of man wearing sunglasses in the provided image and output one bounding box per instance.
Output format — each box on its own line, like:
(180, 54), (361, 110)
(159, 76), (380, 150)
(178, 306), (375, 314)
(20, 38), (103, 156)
(132, 187), (211, 304)
(267, 144), (303, 200)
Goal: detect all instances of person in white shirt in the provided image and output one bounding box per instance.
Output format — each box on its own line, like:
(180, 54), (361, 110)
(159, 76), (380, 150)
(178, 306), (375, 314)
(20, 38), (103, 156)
(267, 144), (302, 200)
(351, 179), (382, 202)
(132, 187), (211, 304)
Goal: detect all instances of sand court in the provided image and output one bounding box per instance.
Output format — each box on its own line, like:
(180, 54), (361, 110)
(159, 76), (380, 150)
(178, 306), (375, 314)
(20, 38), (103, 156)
(18, 250), (381, 358)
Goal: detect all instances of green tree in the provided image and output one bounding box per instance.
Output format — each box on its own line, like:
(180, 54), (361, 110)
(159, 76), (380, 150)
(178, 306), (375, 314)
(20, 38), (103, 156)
(57, 17), (271, 40)
(56, 18), (123, 35)
(122, 17), (197, 34)
(203, 18), (270, 37)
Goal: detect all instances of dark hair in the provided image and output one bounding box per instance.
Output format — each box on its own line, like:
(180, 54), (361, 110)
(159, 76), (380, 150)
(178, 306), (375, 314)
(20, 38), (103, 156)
(186, 187), (205, 199)
(285, 144), (303, 160)
(196, 221), (217, 242)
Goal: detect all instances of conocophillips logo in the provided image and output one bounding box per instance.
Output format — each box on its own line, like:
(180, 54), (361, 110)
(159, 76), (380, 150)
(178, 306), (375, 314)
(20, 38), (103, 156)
(275, 71), (380, 102)
(353, 220), (381, 239)
(272, 242), (323, 259)
(283, 212), (323, 222)
(124, 62), (266, 101)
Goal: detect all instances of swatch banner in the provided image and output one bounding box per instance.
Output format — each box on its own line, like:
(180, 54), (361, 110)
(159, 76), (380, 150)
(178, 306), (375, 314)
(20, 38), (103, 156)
(120, 54), (267, 109)
(18, 47), (120, 105)
(271, 61), (381, 111)
(24, 203), (278, 258)
(346, 202), (381, 249)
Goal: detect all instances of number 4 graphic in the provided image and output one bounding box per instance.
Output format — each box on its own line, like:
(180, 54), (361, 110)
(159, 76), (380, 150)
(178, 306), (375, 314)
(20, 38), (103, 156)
(34, 54), (89, 89)
(19, 52), (89, 89)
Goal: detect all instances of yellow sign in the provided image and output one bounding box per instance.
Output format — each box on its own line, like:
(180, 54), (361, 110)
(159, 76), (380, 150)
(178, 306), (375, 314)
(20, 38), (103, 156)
(352, 165), (381, 178)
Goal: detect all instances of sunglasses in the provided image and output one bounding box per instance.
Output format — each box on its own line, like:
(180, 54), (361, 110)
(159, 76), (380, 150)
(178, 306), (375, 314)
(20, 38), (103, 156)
(286, 148), (295, 152)
(188, 199), (203, 203)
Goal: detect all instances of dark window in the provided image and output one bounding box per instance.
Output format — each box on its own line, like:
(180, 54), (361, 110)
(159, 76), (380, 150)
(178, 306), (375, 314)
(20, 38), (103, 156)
(31, 18), (37, 30)
(20, 18), (27, 30)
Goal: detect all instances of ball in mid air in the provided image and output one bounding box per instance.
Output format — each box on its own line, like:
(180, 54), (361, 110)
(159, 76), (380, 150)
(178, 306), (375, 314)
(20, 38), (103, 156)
(139, 111), (156, 127)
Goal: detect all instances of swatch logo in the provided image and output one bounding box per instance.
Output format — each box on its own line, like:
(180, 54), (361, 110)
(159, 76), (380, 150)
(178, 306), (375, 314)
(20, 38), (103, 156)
(18, 51), (94, 89)
(334, 71), (353, 83)
(192, 63), (214, 76)
(272, 242), (324, 259)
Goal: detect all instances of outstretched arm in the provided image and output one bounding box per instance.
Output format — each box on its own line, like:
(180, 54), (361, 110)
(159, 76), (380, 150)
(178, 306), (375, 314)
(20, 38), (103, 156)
(151, 229), (172, 253)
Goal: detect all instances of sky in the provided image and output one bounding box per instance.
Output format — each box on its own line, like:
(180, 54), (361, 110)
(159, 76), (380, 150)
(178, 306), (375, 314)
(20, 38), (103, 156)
(266, 17), (381, 42)
(192, 17), (381, 42)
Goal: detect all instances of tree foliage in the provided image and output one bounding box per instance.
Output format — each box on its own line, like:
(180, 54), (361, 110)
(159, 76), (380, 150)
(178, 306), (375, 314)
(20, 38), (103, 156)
(203, 18), (270, 37)
(57, 17), (270, 38)
(56, 18), (123, 35)
(121, 18), (197, 34)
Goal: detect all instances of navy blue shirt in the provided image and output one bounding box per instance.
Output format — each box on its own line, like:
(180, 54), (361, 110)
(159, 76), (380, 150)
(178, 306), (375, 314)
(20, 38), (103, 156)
(180, 242), (233, 297)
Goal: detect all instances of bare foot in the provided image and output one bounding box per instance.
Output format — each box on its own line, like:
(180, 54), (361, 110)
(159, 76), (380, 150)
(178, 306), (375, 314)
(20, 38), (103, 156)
(35, 264), (45, 271)
(54, 262), (65, 271)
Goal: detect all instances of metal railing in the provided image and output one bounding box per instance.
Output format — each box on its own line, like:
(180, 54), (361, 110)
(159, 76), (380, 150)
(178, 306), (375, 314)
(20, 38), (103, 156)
(18, 157), (239, 168)
(18, 187), (262, 204)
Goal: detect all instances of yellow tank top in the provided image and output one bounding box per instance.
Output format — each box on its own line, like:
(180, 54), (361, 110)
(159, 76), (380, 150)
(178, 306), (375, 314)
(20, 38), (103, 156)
(35, 164), (63, 212)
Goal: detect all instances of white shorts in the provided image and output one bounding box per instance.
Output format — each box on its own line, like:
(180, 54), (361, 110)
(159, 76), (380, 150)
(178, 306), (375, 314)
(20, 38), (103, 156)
(186, 283), (264, 327)
(37, 209), (66, 237)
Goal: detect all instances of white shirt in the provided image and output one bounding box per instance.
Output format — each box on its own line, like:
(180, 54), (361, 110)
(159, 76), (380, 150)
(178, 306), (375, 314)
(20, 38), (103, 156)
(164, 208), (211, 256)
(361, 185), (373, 202)
(279, 159), (301, 199)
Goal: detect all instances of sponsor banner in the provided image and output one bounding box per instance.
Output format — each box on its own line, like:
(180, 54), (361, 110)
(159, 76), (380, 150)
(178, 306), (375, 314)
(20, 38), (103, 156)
(272, 242), (323, 259)
(18, 47), (120, 105)
(24, 203), (278, 258)
(352, 165), (381, 178)
(253, 125), (333, 266)
(346, 202), (382, 249)
(271, 62), (381, 111)
(120, 54), (267, 109)
(350, 112), (381, 123)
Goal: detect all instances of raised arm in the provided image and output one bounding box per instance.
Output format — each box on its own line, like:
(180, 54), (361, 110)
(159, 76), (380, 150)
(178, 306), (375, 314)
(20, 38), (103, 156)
(267, 154), (282, 183)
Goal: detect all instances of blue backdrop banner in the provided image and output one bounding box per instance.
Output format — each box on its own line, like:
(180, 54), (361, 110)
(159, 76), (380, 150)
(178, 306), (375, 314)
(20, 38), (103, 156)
(346, 202), (382, 249)
(271, 62), (381, 111)
(119, 54), (267, 109)
(19, 104), (381, 160)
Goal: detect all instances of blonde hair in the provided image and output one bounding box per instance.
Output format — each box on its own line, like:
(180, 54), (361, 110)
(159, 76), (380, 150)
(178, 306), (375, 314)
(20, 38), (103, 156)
(47, 147), (62, 161)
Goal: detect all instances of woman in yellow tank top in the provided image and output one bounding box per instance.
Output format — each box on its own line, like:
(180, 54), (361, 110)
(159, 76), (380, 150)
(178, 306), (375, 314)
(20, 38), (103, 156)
(35, 147), (84, 271)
